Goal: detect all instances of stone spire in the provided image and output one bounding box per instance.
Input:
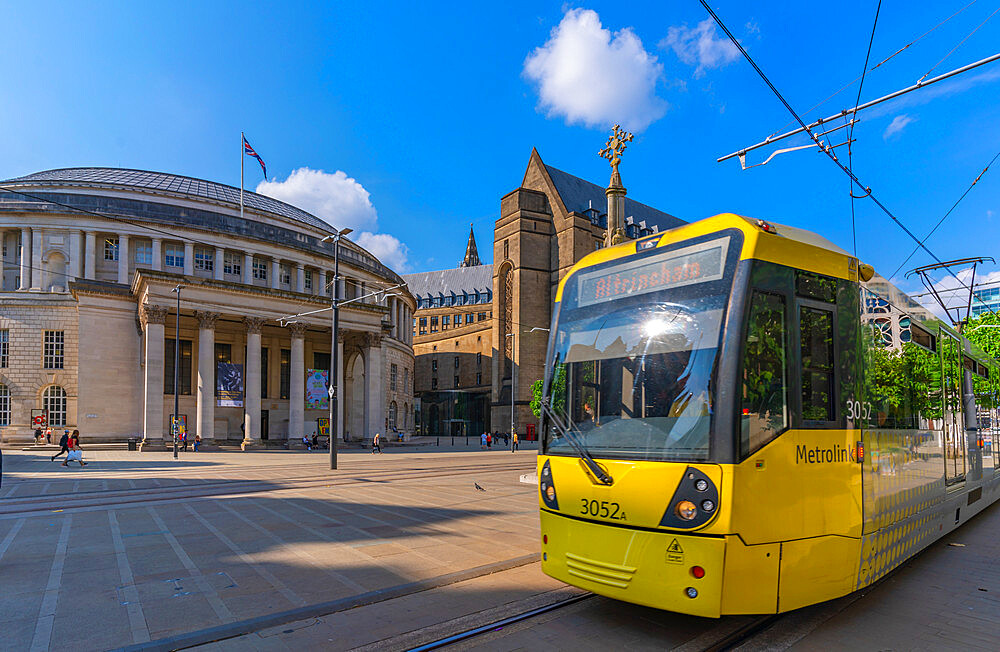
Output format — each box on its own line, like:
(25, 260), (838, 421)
(459, 223), (481, 267)
(599, 125), (634, 247)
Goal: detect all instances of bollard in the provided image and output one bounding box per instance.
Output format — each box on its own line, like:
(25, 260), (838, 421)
(451, 436), (454, 446)
(436, 437), (440, 446)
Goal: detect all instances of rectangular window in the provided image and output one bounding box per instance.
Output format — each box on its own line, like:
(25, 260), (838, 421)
(476, 372), (482, 385)
(164, 339), (193, 395)
(304, 270), (313, 291)
(800, 306), (834, 423)
(404, 368), (409, 392)
(43, 331), (64, 369)
(465, 314), (474, 324)
(477, 352), (482, 366)
(104, 237), (119, 261)
(431, 377), (438, 389)
(454, 375), (460, 387)
(195, 248), (214, 271)
(313, 352), (331, 372)
(253, 258), (267, 281)
(430, 316), (438, 333)
(261, 347), (269, 398)
(280, 348), (290, 399)
(0, 330), (7, 367)
(431, 359), (438, 372)
(454, 356), (460, 369)
(134, 242), (152, 265)
(280, 264), (291, 285)
(442, 315), (450, 325)
(224, 252), (242, 276)
(432, 297), (441, 307)
(478, 312), (487, 321)
(796, 271), (837, 303)
(740, 292), (787, 457)
(213, 343), (232, 396)
(165, 244), (184, 268)
(391, 363), (398, 390)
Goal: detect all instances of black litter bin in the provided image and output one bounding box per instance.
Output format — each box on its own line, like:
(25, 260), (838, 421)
(127, 438), (138, 451)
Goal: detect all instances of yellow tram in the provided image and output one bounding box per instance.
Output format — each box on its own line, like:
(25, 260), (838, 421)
(536, 213), (1000, 617)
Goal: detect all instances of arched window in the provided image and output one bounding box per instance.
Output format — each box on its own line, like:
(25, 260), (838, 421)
(499, 263), (513, 378)
(388, 401), (397, 431)
(0, 383), (10, 426)
(403, 402), (409, 429)
(43, 385), (67, 427)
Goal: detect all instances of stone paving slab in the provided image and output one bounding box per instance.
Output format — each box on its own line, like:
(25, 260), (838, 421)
(0, 448), (538, 652)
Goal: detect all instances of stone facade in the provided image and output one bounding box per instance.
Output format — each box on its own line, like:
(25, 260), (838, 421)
(0, 168), (415, 445)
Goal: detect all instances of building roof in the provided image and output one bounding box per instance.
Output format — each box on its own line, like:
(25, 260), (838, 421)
(1, 167), (334, 233)
(544, 163), (684, 231)
(403, 264), (494, 299)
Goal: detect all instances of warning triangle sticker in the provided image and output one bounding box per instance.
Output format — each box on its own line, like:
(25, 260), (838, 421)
(667, 538), (683, 554)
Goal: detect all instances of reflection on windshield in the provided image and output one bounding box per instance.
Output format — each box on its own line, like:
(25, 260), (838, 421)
(546, 296), (725, 462)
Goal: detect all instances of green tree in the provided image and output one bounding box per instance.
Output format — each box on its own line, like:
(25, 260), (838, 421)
(530, 364), (566, 418)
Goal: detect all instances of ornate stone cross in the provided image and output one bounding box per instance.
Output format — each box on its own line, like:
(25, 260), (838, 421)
(599, 124), (634, 175)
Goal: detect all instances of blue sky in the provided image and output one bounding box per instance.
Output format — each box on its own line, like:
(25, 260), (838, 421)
(2, 1), (999, 302)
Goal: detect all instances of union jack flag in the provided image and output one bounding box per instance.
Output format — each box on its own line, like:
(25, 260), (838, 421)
(243, 135), (267, 179)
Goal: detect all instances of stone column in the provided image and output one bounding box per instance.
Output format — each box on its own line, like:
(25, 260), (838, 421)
(214, 247), (224, 281)
(84, 231), (97, 280)
(365, 333), (384, 439)
(243, 253), (253, 285)
(152, 238), (162, 271)
(30, 228), (42, 291)
(242, 316), (266, 449)
(319, 270), (328, 297)
(141, 304), (169, 444)
(183, 242), (195, 276)
(288, 323), (307, 441)
(68, 230), (82, 280)
(18, 227), (30, 290)
(118, 233), (130, 285)
(296, 264), (305, 293)
(195, 311), (220, 441)
(271, 259), (280, 290)
(337, 335), (345, 440)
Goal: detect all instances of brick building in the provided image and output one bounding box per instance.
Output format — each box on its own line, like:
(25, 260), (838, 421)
(409, 149), (684, 438)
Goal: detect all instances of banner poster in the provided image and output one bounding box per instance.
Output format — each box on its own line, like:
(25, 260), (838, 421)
(169, 414), (187, 437)
(305, 369), (330, 410)
(217, 362), (244, 407)
(317, 417), (330, 439)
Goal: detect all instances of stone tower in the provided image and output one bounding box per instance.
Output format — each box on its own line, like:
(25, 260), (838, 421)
(459, 223), (481, 267)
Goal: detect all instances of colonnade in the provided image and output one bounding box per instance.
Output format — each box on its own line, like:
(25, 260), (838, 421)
(139, 304), (395, 445)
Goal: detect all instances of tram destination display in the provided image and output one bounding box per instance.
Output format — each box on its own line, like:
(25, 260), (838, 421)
(575, 236), (729, 307)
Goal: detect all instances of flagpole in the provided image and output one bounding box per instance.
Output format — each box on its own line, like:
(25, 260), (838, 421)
(240, 131), (245, 222)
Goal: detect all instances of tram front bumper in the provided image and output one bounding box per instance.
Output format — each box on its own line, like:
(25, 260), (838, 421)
(540, 509), (725, 618)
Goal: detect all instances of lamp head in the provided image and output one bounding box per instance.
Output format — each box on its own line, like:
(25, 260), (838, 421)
(172, 284), (184, 293)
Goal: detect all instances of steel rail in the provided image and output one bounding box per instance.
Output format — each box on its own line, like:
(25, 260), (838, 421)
(405, 593), (596, 651)
(718, 51), (1000, 163)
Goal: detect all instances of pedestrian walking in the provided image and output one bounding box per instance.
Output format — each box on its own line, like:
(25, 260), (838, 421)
(513, 432), (519, 451)
(194, 433), (201, 452)
(486, 432), (492, 449)
(45, 427), (53, 444)
(62, 430), (87, 467)
(33, 426), (43, 445)
(302, 435), (312, 451)
(51, 430), (70, 462)
(372, 432), (382, 454)
(180, 431), (188, 451)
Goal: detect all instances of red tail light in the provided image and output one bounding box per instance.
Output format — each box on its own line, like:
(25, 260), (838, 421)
(691, 566), (705, 579)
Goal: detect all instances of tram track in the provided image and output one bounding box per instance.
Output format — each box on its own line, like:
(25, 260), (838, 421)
(0, 460), (536, 517)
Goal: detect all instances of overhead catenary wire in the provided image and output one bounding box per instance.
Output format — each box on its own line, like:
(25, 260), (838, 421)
(917, 5), (1000, 82)
(890, 148), (1000, 280)
(768, 0), (980, 138)
(847, 0), (882, 257)
(699, 1), (978, 297)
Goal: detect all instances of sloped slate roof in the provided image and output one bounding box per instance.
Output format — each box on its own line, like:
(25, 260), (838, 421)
(403, 264), (494, 298)
(544, 164), (684, 231)
(1, 167), (332, 232)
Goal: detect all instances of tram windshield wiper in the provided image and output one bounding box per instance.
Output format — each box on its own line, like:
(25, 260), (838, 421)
(541, 398), (613, 486)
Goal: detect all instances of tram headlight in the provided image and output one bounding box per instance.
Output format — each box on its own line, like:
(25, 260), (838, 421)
(694, 479), (708, 492)
(700, 499), (715, 512)
(675, 500), (697, 520)
(685, 587), (698, 599)
(545, 485), (556, 501)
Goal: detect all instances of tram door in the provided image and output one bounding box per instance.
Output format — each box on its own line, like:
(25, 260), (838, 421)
(940, 330), (966, 484)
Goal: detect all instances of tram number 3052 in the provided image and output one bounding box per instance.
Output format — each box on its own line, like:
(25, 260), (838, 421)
(845, 399), (873, 421)
(580, 499), (627, 520)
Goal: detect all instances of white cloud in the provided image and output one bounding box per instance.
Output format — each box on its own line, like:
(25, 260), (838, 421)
(257, 167), (378, 233)
(256, 167), (410, 271)
(355, 232), (410, 272)
(909, 267), (1000, 321)
(523, 8), (667, 132)
(661, 19), (740, 79)
(883, 114), (915, 140)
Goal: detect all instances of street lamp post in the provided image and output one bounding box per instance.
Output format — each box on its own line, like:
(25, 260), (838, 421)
(321, 228), (353, 470)
(171, 284), (183, 460)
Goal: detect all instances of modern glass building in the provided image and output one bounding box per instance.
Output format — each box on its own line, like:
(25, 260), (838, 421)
(971, 286), (1000, 317)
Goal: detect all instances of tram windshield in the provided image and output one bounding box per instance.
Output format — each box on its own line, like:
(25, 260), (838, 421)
(543, 235), (735, 462)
